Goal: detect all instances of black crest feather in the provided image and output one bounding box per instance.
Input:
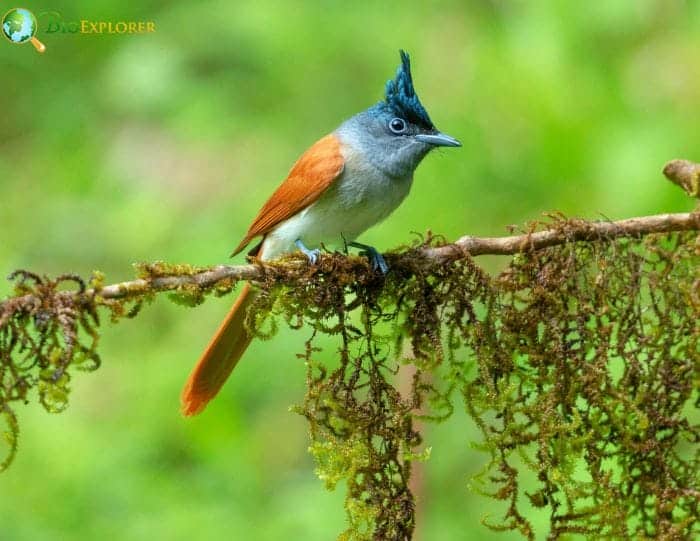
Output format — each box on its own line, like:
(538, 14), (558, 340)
(384, 50), (433, 129)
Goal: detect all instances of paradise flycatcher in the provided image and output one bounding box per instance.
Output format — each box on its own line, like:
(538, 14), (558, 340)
(181, 50), (461, 416)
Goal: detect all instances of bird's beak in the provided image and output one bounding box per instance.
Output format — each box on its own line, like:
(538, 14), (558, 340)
(415, 131), (462, 147)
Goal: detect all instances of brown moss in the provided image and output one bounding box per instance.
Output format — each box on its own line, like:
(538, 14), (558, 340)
(0, 220), (698, 540)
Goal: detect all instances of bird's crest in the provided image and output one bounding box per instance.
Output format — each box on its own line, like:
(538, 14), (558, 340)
(384, 50), (433, 129)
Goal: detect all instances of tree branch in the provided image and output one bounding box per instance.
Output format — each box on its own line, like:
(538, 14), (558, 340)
(0, 211), (696, 311)
(424, 211), (700, 262)
(1, 160), (699, 310)
(2, 161), (698, 537)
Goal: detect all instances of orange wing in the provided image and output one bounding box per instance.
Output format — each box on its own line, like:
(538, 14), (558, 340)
(231, 134), (345, 256)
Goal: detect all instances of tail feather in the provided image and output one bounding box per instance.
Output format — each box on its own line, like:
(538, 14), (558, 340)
(180, 283), (257, 416)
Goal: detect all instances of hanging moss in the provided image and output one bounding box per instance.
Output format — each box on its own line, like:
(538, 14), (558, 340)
(245, 227), (699, 539)
(0, 219), (698, 540)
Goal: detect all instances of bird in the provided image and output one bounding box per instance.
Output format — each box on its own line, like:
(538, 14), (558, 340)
(181, 50), (461, 416)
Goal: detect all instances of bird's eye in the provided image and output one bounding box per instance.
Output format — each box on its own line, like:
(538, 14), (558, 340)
(389, 117), (407, 134)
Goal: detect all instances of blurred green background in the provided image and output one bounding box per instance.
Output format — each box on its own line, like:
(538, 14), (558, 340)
(1, 1), (699, 539)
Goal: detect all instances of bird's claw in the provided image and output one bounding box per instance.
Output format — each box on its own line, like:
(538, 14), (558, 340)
(306, 249), (321, 265)
(295, 239), (321, 266)
(347, 242), (389, 275)
(369, 251), (389, 274)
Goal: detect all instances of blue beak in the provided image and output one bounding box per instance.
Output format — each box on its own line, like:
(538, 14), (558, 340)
(415, 131), (461, 147)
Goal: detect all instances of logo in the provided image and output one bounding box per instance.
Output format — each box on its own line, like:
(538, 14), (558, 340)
(2, 7), (46, 53)
(2, 8), (156, 54)
(42, 12), (156, 35)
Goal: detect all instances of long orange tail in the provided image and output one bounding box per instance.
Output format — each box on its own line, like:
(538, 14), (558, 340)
(180, 283), (257, 416)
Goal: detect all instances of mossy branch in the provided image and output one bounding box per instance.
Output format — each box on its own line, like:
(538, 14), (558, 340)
(1, 160), (699, 540)
(1, 211), (698, 313)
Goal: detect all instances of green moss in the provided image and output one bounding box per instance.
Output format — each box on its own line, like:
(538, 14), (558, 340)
(0, 223), (698, 539)
(134, 261), (208, 278)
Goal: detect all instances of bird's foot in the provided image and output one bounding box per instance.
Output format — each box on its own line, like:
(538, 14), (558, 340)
(295, 239), (321, 265)
(347, 241), (389, 274)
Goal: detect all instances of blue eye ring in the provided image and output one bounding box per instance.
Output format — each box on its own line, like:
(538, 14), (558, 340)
(389, 117), (407, 134)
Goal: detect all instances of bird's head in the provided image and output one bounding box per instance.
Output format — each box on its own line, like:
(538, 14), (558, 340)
(340, 50), (461, 178)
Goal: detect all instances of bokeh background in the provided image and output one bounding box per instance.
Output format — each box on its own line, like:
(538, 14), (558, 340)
(1, 1), (699, 539)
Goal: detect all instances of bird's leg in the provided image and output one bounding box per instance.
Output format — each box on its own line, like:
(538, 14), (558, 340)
(347, 241), (389, 274)
(295, 239), (321, 265)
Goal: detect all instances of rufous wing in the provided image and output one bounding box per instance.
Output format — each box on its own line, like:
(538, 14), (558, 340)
(231, 133), (345, 256)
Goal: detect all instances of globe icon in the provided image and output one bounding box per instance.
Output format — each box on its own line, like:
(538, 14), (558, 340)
(2, 8), (46, 53)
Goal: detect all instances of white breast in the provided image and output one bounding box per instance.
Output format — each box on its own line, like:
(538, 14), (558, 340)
(260, 141), (413, 261)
